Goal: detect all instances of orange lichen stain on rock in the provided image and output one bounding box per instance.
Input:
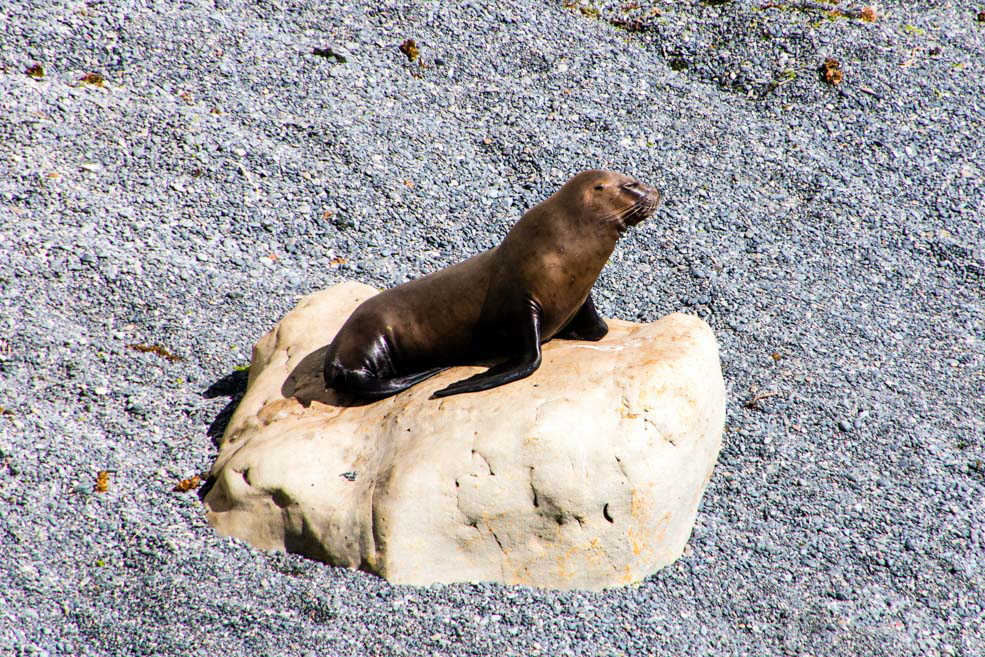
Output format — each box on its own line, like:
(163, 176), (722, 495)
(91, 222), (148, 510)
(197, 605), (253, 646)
(504, 560), (534, 587)
(630, 528), (666, 564)
(628, 493), (668, 556)
(628, 493), (650, 556)
(257, 397), (302, 425)
(628, 526), (646, 557)
(583, 535), (614, 571)
(308, 399), (347, 421)
(630, 489), (651, 517)
(554, 555), (574, 583)
(643, 381), (670, 396)
(620, 398), (640, 419)
(457, 523), (487, 552)
(501, 539), (540, 586)
(651, 512), (672, 545)
(553, 542), (594, 582)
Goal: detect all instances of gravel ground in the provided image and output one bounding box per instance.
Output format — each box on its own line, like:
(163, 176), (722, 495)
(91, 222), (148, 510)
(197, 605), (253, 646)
(1, 1), (983, 655)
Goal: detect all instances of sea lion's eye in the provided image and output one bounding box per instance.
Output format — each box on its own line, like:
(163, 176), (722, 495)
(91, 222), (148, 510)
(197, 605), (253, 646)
(594, 184), (605, 190)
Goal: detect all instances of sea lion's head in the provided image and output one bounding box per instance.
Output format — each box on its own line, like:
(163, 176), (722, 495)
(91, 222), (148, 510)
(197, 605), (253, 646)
(560, 170), (662, 234)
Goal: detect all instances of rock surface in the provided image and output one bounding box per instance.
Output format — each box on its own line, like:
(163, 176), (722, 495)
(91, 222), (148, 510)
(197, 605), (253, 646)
(205, 282), (726, 590)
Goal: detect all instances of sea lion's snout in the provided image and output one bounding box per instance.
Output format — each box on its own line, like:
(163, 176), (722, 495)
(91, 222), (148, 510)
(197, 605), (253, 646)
(622, 181), (661, 228)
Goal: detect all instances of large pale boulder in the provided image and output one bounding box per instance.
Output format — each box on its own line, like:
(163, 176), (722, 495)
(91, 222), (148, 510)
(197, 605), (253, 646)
(204, 281), (725, 590)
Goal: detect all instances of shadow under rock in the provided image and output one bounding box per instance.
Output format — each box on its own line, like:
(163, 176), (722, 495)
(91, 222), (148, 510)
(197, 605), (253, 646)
(203, 369), (250, 447)
(199, 369), (251, 501)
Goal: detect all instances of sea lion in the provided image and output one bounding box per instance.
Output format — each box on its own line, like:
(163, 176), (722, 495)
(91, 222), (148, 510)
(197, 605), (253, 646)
(323, 169), (661, 399)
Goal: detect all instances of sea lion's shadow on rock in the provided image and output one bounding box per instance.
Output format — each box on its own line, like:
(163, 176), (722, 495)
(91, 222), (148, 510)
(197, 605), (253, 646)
(201, 342), (504, 490)
(281, 345), (378, 408)
(201, 348), (382, 453)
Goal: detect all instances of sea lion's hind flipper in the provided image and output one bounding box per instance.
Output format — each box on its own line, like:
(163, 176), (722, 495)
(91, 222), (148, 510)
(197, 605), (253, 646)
(327, 366), (448, 400)
(431, 310), (542, 398)
(554, 294), (608, 342)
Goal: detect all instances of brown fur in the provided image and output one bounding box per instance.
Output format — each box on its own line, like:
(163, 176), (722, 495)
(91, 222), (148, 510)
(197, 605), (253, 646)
(324, 170), (661, 398)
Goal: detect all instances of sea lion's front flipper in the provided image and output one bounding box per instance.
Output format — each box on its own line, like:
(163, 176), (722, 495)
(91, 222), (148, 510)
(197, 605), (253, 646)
(431, 309), (543, 398)
(554, 294), (608, 342)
